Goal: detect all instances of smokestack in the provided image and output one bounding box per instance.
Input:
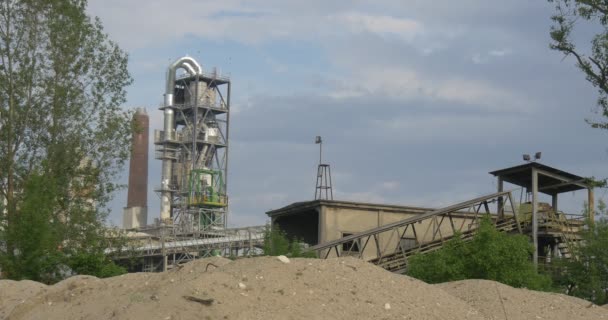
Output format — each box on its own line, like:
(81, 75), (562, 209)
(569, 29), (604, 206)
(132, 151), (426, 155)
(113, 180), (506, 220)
(123, 108), (149, 229)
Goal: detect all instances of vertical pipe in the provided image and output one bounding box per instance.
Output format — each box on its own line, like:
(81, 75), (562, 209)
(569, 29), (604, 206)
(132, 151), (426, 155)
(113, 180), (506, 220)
(161, 224), (167, 271)
(532, 168), (539, 269)
(192, 74), (199, 226)
(193, 73), (199, 173)
(224, 81), (231, 229)
(319, 141), (322, 166)
(160, 57), (202, 221)
(160, 93), (174, 221)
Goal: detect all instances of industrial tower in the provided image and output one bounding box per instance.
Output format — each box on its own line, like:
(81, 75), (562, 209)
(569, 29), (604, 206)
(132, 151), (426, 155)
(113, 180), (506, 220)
(123, 108), (149, 229)
(154, 56), (231, 234)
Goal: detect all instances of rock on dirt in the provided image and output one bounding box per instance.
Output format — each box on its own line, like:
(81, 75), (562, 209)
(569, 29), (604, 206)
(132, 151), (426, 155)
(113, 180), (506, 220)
(276, 255), (290, 264)
(1, 256), (607, 320)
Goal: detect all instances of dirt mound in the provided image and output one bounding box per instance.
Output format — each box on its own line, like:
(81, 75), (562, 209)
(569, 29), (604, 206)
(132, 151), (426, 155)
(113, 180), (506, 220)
(1, 257), (607, 320)
(1, 257), (483, 320)
(0, 280), (46, 319)
(437, 279), (608, 320)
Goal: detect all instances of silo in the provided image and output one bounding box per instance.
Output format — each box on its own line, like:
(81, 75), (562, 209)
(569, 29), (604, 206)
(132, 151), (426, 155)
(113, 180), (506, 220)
(184, 81), (216, 107)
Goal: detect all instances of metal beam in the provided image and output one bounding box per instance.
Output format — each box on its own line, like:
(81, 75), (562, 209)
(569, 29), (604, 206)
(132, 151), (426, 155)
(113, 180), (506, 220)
(538, 179), (587, 192)
(536, 169), (588, 190)
(497, 177), (504, 219)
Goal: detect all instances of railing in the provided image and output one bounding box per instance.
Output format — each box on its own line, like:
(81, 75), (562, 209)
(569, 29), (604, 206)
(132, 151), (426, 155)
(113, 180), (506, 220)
(544, 210), (582, 260)
(108, 225), (266, 259)
(176, 70), (230, 82)
(154, 129), (225, 146)
(173, 101), (227, 111)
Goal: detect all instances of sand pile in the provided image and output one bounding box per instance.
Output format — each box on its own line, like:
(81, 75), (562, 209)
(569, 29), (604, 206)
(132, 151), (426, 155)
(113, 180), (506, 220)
(1, 256), (607, 320)
(437, 280), (608, 320)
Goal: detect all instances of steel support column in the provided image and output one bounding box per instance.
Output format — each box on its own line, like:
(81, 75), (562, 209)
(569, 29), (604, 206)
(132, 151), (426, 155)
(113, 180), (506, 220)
(531, 167), (539, 269)
(588, 187), (595, 223)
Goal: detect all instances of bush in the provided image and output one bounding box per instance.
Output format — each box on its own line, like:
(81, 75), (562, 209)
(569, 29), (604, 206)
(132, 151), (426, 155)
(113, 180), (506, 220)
(408, 216), (552, 291)
(262, 225), (316, 258)
(68, 252), (126, 278)
(550, 200), (608, 304)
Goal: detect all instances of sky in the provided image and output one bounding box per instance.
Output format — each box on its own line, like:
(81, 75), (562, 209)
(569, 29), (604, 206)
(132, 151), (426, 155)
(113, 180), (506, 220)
(87, 0), (608, 227)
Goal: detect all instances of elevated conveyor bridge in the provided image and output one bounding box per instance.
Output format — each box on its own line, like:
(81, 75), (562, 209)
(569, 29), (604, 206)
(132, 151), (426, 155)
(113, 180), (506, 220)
(305, 191), (522, 273)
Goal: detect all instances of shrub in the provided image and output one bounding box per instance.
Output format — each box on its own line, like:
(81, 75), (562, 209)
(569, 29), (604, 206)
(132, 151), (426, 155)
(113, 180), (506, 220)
(408, 216), (552, 291)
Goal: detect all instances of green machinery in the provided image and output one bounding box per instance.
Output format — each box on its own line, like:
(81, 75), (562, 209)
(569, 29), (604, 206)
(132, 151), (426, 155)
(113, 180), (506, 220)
(188, 169), (227, 208)
(188, 169), (227, 229)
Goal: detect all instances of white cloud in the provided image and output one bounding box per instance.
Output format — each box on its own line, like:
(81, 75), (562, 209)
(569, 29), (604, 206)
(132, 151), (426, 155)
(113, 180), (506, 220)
(91, 1), (396, 50)
(334, 12), (424, 41)
(88, 2), (440, 51)
(471, 48), (513, 64)
(368, 113), (521, 144)
(489, 49), (511, 57)
(381, 181), (400, 191)
(329, 67), (535, 112)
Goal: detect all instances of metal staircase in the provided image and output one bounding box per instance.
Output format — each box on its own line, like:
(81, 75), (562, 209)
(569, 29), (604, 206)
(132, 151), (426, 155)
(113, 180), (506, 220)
(544, 210), (582, 260)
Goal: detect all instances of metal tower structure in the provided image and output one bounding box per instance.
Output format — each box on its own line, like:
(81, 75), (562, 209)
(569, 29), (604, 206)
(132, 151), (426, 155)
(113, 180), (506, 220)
(315, 164), (333, 200)
(314, 136), (333, 200)
(154, 56), (231, 234)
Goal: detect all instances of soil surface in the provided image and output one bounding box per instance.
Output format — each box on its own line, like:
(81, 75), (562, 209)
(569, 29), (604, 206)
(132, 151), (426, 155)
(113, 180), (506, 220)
(1, 256), (606, 320)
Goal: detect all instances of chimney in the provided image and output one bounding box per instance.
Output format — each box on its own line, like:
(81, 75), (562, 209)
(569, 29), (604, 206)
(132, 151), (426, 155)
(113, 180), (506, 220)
(123, 107), (149, 229)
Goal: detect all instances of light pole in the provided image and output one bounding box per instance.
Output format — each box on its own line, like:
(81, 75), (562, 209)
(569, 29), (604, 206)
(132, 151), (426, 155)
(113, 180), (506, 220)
(315, 136), (322, 165)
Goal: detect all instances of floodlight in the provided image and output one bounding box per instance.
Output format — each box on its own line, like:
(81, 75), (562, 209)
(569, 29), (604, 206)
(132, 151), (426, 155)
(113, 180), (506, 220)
(523, 154), (531, 161)
(315, 136), (322, 144)
(534, 152), (542, 160)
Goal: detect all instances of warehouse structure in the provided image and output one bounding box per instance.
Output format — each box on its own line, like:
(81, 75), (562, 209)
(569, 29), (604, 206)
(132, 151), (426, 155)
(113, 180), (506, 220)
(268, 162), (590, 273)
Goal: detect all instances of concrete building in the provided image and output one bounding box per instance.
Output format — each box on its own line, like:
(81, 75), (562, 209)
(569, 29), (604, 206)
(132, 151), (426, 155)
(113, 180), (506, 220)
(267, 200), (497, 261)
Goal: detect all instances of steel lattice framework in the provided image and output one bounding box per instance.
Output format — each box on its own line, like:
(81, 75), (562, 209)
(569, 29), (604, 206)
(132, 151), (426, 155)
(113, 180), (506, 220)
(155, 60), (231, 235)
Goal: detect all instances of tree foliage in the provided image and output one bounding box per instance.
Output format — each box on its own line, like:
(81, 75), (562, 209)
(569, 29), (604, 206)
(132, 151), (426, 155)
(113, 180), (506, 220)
(549, 0), (608, 128)
(0, 0), (132, 282)
(408, 217), (552, 291)
(551, 200), (608, 304)
(262, 225), (316, 258)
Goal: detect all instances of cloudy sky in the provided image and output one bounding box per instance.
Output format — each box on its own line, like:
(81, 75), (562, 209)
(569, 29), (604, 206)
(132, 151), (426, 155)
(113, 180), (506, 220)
(87, 0), (608, 227)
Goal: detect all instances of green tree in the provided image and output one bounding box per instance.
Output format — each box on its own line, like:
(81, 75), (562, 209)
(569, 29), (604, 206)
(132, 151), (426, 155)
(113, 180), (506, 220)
(548, 0), (608, 128)
(262, 225), (316, 258)
(408, 217), (552, 291)
(551, 200), (608, 304)
(0, 0), (132, 282)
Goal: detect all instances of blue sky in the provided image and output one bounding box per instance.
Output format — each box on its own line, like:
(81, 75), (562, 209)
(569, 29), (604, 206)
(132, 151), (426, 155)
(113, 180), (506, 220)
(88, 0), (608, 227)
